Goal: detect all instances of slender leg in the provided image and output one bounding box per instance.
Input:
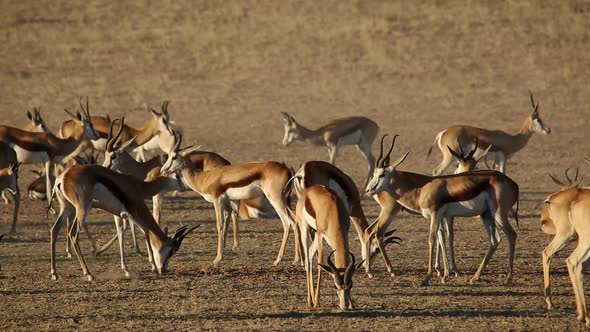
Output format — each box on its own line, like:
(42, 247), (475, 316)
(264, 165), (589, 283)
(435, 216), (449, 283)
(69, 204), (94, 281)
(212, 197), (227, 267)
(114, 216), (131, 278)
(129, 219), (142, 255)
(264, 193), (296, 266)
(421, 211), (439, 286)
(50, 203), (72, 280)
(565, 244), (590, 324)
(327, 145), (338, 165)
(498, 213), (517, 285)
(314, 236), (323, 308)
(498, 152), (507, 174)
(230, 202), (240, 251)
(446, 217), (458, 276)
(65, 217), (72, 258)
(432, 154), (453, 176)
(44, 161), (54, 210)
(152, 192), (164, 225)
(542, 234), (573, 309)
(469, 212), (500, 284)
(9, 189), (19, 233)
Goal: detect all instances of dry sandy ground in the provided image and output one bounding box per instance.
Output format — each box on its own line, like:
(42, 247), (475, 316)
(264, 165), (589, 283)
(0, 1), (589, 331)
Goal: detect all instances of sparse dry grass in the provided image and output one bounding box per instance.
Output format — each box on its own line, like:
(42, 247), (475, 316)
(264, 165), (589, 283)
(0, 0), (589, 330)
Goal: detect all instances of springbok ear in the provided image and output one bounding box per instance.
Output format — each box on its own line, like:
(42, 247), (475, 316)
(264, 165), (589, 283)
(149, 107), (161, 117)
(474, 144), (493, 162)
(117, 136), (137, 152)
(178, 145), (201, 157)
(447, 146), (462, 161)
(26, 111), (33, 121)
(76, 112), (83, 121)
(64, 108), (78, 120)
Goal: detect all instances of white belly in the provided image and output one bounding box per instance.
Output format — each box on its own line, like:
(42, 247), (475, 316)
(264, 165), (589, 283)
(11, 144), (49, 164)
(337, 130), (362, 146)
(226, 181), (263, 201)
(134, 136), (160, 152)
(440, 191), (490, 217)
(91, 183), (127, 216)
(246, 206), (276, 219)
(327, 179), (349, 212)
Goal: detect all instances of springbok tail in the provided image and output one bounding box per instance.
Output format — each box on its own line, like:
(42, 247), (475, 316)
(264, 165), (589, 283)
(427, 131), (444, 158)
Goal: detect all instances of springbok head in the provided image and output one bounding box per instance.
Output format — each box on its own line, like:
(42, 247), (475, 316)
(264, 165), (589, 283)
(160, 129), (200, 176)
(447, 138), (492, 174)
(64, 97), (100, 141)
(102, 118), (136, 170)
(528, 91), (551, 135)
(26, 107), (49, 132)
(280, 112), (303, 146)
(319, 251), (364, 311)
(365, 134), (409, 196)
(154, 224), (200, 274)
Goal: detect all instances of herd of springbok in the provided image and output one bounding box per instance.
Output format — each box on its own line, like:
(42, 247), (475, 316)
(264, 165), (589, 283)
(0, 93), (588, 325)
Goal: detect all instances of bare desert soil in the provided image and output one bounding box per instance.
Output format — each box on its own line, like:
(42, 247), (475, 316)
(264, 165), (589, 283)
(1, 1), (590, 331)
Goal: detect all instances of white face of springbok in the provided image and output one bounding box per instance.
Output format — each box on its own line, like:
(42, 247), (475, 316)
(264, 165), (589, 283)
(318, 251), (362, 311)
(528, 91), (551, 135)
(151, 225), (199, 274)
(149, 100), (173, 135)
(280, 112), (302, 146)
(102, 118), (136, 171)
(65, 97), (100, 141)
(447, 138), (492, 174)
(365, 134), (409, 196)
(160, 130), (199, 176)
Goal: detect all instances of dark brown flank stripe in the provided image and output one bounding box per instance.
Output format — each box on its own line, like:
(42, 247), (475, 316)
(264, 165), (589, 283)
(13, 140), (50, 152)
(439, 179), (490, 206)
(188, 151), (230, 172)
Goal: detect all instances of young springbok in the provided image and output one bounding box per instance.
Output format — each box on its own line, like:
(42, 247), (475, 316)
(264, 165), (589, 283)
(366, 134), (519, 286)
(428, 91), (551, 175)
(297, 185), (363, 310)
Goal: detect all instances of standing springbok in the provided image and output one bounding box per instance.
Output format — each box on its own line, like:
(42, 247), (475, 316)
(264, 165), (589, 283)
(365, 135), (519, 286)
(0, 98), (99, 207)
(540, 167), (586, 311)
(428, 91), (551, 175)
(292, 160), (401, 277)
(160, 130), (296, 267)
(280, 113), (378, 186)
(49, 164), (196, 280)
(0, 143), (19, 233)
(297, 185), (363, 311)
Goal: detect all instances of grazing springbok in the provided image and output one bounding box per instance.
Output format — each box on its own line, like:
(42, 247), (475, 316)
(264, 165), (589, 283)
(23, 107), (50, 133)
(0, 98), (99, 209)
(428, 91), (551, 175)
(296, 185), (363, 310)
(365, 134), (519, 286)
(280, 113), (378, 186)
(160, 130), (296, 267)
(540, 166), (586, 311)
(49, 164), (196, 280)
(292, 160), (401, 277)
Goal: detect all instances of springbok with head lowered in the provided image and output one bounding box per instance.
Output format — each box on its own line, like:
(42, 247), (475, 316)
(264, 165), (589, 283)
(365, 135), (519, 286)
(428, 91), (551, 175)
(160, 130), (297, 267)
(296, 185), (363, 310)
(280, 113), (379, 186)
(0, 97), (99, 209)
(49, 164), (196, 281)
(292, 160), (401, 277)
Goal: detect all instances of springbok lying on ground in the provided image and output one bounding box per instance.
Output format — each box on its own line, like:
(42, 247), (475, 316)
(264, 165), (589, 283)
(428, 91), (551, 175)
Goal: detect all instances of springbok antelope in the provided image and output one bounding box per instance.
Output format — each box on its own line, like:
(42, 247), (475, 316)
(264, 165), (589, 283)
(58, 98), (111, 152)
(160, 130), (296, 267)
(0, 143), (19, 233)
(132, 102), (180, 161)
(292, 160), (401, 277)
(280, 113), (378, 186)
(365, 135), (519, 286)
(49, 164), (196, 280)
(23, 108), (50, 133)
(428, 91), (551, 175)
(0, 161), (20, 233)
(540, 167), (586, 311)
(296, 185), (363, 310)
(0, 98), (99, 208)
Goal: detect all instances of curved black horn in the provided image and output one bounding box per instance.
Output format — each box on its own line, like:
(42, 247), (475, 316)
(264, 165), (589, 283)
(162, 100), (169, 114)
(381, 134), (398, 167)
(466, 138), (478, 160)
(447, 146), (463, 160)
(106, 118), (121, 152)
(547, 172), (566, 187)
(565, 168), (575, 185)
(173, 224), (199, 244)
(456, 139), (465, 158)
(376, 134), (388, 168)
(343, 251), (356, 283)
(529, 90), (536, 108)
